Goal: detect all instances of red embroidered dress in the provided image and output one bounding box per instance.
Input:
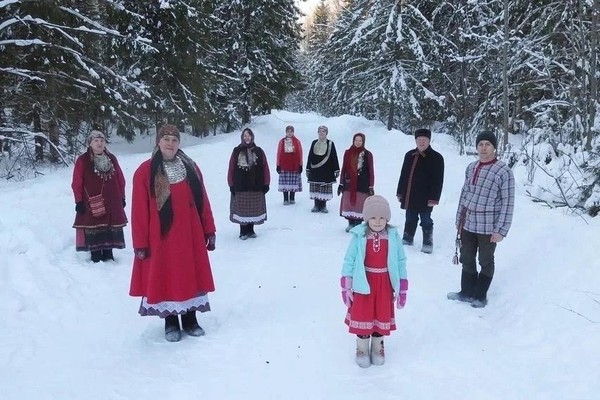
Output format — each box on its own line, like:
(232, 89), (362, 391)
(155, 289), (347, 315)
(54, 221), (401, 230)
(71, 149), (128, 251)
(345, 231), (396, 336)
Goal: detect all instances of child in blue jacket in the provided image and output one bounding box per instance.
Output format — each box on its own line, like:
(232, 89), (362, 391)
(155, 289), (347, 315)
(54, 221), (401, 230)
(340, 195), (408, 368)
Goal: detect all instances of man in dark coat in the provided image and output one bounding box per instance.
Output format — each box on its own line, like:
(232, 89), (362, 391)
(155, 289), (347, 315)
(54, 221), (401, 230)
(396, 128), (445, 253)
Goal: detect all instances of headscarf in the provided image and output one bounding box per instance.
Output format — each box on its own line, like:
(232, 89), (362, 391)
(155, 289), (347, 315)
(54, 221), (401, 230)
(150, 127), (204, 237)
(87, 130), (105, 145)
(156, 124), (181, 145)
(236, 128), (257, 168)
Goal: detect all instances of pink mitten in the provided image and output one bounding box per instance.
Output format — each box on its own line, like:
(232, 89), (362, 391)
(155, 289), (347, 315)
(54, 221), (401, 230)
(397, 279), (408, 309)
(340, 276), (353, 307)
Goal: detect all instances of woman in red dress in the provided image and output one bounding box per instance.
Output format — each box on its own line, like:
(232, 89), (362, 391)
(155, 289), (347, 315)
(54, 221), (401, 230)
(276, 125), (303, 205)
(338, 133), (375, 232)
(71, 130), (127, 262)
(130, 124), (216, 342)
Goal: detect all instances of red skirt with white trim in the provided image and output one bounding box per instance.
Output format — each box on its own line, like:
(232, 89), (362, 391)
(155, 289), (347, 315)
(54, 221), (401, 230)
(344, 267), (396, 336)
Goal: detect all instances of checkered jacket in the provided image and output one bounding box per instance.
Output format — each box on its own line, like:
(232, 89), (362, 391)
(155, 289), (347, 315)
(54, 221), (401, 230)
(456, 158), (515, 236)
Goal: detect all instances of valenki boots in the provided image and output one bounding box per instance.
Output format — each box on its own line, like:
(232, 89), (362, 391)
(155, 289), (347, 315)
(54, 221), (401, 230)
(239, 225), (249, 240)
(90, 250), (102, 263)
(370, 335), (385, 366)
(447, 271), (478, 302)
(247, 224), (257, 239)
(102, 249), (114, 261)
(402, 221), (417, 245)
(345, 219), (354, 232)
(421, 227), (433, 254)
(319, 200), (329, 213)
(181, 311), (205, 336)
(164, 315), (182, 342)
(311, 200), (320, 212)
(471, 274), (493, 308)
(355, 336), (371, 368)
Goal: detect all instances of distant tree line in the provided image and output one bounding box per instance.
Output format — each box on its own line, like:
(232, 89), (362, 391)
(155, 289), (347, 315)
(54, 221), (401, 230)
(291, 0), (600, 216)
(295, 0), (600, 152)
(0, 0), (302, 162)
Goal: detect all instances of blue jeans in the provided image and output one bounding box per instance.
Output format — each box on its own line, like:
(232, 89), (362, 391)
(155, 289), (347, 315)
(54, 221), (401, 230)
(405, 209), (433, 232)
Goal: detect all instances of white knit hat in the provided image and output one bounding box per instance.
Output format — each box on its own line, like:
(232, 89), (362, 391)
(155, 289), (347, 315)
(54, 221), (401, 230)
(362, 195), (391, 222)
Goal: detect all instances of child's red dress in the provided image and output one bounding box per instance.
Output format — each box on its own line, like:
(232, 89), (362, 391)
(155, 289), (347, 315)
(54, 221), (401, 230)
(345, 231), (396, 336)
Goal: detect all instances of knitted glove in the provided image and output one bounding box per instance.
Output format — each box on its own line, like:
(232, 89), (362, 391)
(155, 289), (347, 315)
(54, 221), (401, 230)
(340, 276), (353, 307)
(75, 201), (86, 214)
(337, 185), (344, 196)
(135, 248), (149, 260)
(263, 184), (270, 194)
(368, 187), (375, 196)
(230, 186), (235, 196)
(396, 279), (408, 309)
(298, 165), (303, 174)
(122, 199), (126, 208)
(276, 166), (281, 174)
(205, 233), (216, 251)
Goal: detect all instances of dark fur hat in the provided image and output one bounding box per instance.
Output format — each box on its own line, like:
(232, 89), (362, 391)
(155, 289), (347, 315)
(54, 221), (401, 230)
(414, 128), (431, 139)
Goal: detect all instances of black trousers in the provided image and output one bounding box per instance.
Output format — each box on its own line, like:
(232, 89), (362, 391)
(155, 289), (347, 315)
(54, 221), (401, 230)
(459, 229), (497, 278)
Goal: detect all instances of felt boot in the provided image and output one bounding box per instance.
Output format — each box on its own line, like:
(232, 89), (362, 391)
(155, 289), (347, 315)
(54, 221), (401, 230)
(102, 249), (114, 261)
(421, 227), (433, 254)
(90, 250), (102, 263)
(355, 336), (371, 368)
(181, 311), (205, 337)
(370, 336), (385, 366)
(164, 315), (181, 342)
(402, 220), (417, 245)
(247, 224), (257, 239)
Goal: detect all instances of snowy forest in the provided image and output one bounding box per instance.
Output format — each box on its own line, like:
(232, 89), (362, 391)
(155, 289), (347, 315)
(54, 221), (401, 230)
(1, 0), (600, 215)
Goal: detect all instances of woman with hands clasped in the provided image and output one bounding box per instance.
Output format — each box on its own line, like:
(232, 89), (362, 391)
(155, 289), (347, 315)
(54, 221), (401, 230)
(129, 124), (216, 343)
(71, 130), (127, 263)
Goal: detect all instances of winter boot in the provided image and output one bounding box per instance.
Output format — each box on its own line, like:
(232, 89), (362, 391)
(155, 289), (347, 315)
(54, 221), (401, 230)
(283, 192), (290, 205)
(90, 250), (102, 263)
(164, 315), (182, 342)
(370, 335), (385, 366)
(239, 225), (249, 240)
(289, 192), (296, 204)
(421, 228), (433, 254)
(447, 271), (478, 303)
(355, 336), (371, 368)
(402, 221), (418, 246)
(181, 311), (205, 337)
(471, 274), (493, 308)
(345, 219), (354, 232)
(247, 224), (257, 239)
(319, 200), (329, 213)
(102, 249), (114, 261)
(311, 200), (320, 213)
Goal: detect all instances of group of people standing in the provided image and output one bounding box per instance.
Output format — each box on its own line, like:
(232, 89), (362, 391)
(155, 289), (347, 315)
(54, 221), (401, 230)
(225, 124), (378, 237)
(69, 124), (515, 365)
(340, 128), (514, 368)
